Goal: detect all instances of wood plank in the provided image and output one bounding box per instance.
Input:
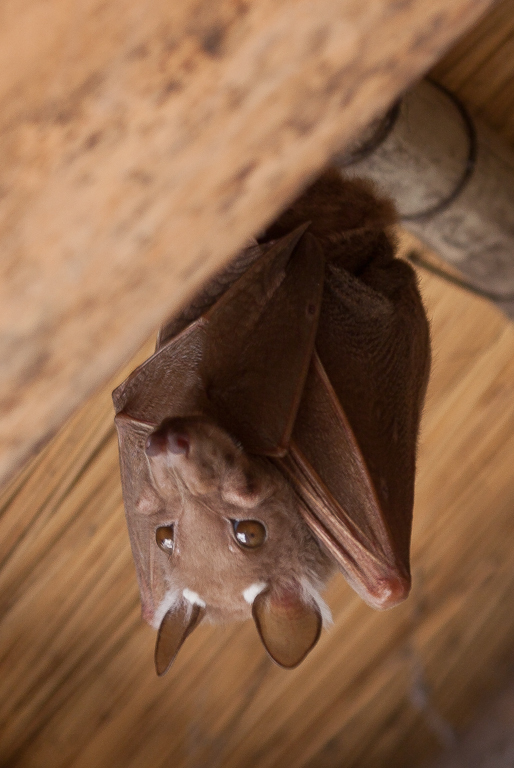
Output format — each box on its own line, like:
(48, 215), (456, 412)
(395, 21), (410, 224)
(426, 671), (514, 767)
(2, 235), (514, 767)
(431, 0), (514, 89)
(3, 4), (514, 766)
(340, 79), (514, 316)
(0, 0), (496, 489)
(431, 0), (514, 143)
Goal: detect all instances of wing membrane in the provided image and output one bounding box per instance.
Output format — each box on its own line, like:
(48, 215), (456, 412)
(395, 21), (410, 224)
(113, 225), (325, 456)
(278, 354), (410, 610)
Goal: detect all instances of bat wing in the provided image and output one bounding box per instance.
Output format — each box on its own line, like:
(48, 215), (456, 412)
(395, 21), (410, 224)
(278, 257), (430, 609)
(113, 226), (326, 618)
(201, 227), (324, 455)
(113, 411), (173, 621)
(113, 224), (325, 454)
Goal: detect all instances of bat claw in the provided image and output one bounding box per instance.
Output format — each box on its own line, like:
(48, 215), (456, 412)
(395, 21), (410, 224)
(372, 572), (411, 609)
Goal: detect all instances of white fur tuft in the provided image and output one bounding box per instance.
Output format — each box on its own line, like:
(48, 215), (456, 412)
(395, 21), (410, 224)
(151, 589), (181, 630)
(151, 588), (207, 629)
(182, 588), (206, 608)
(301, 578), (333, 626)
(242, 582), (267, 604)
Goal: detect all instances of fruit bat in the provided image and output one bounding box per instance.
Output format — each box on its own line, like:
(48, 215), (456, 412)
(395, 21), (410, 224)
(112, 169), (430, 674)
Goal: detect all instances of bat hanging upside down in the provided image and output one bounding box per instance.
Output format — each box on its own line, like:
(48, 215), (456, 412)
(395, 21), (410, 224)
(112, 169), (430, 674)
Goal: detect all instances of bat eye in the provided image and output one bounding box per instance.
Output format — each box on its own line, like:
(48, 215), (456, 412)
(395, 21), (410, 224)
(232, 520), (267, 549)
(156, 525), (174, 552)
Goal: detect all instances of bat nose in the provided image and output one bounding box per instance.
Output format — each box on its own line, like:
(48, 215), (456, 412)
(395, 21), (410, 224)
(145, 421), (190, 457)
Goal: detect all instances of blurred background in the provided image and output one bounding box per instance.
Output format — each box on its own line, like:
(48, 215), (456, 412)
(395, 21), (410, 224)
(2, 0), (514, 766)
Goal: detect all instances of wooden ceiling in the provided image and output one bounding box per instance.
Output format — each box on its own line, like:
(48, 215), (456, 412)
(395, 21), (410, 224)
(2, 1), (514, 766)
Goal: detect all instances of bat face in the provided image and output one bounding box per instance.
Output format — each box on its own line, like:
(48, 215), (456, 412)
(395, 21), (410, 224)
(144, 416), (333, 628)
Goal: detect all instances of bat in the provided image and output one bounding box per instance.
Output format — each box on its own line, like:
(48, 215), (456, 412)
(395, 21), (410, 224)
(112, 169), (430, 674)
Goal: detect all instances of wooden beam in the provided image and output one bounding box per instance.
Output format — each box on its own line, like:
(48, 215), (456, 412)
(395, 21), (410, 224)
(339, 78), (514, 318)
(0, 0), (495, 487)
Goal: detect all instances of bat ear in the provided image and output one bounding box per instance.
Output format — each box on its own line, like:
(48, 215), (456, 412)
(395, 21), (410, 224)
(252, 585), (322, 668)
(154, 599), (205, 676)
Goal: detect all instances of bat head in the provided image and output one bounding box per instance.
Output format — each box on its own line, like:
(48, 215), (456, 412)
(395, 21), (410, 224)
(139, 416), (333, 673)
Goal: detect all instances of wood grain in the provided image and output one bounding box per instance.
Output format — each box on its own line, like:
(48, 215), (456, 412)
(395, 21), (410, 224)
(0, 0), (495, 489)
(2, 241), (514, 768)
(339, 79), (514, 316)
(2, 3), (514, 767)
(432, 0), (514, 144)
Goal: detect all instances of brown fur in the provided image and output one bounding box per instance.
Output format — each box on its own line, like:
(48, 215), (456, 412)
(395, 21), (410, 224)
(260, 168), (397, 270)
(147, 417), (333, 625)
(113, 169), (430, 671)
